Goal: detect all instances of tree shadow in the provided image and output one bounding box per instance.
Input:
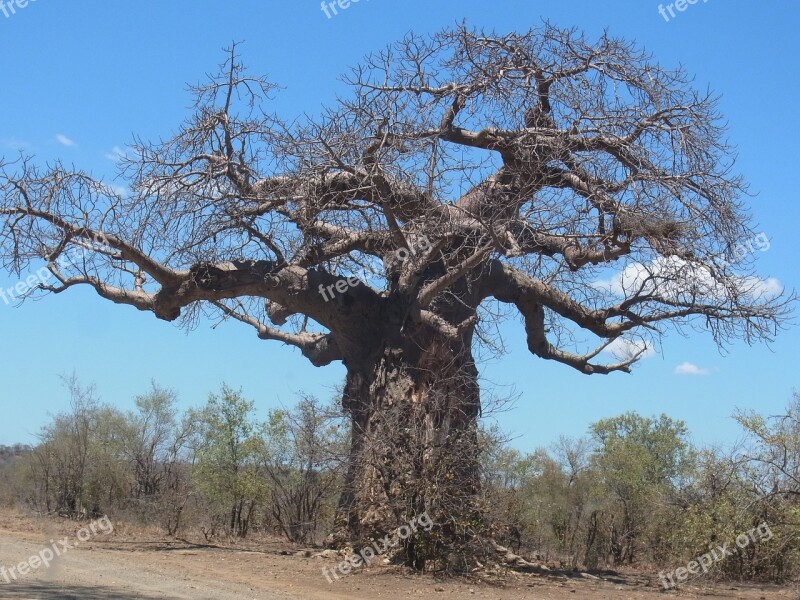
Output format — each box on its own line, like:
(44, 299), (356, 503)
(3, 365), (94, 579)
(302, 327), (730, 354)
(0, 581), (171, 599)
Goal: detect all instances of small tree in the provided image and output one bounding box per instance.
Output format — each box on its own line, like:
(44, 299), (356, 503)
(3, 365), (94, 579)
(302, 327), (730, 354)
(26, 376), (130, 517)
(732, 396), (800, 580)
(188, 385), (265, 538)
(124, 383), (179, 499)
(262, 395), (346, 544)
(590, 413), (696, 564)
(0, 444), (31, 507)
(33, 376), (98, 516)
(120, 383), (193, 535)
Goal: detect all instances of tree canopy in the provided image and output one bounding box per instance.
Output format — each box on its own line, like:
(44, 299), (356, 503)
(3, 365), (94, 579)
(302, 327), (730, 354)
(0, 23), (790, 375)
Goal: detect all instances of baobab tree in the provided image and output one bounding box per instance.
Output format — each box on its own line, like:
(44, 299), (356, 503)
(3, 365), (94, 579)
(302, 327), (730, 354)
(0, 24), (790, 567)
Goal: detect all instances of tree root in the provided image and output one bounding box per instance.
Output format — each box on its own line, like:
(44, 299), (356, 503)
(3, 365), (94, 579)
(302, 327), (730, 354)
(486, 539), (551, 573)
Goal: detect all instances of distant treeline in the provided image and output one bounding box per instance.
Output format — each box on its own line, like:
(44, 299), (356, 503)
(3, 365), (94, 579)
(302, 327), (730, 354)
(0, 444), (31, 468)
(0, 377), (798, 584)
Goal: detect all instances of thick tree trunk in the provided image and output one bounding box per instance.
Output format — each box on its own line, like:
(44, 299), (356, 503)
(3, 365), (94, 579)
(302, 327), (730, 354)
(331, 331), (483, 570)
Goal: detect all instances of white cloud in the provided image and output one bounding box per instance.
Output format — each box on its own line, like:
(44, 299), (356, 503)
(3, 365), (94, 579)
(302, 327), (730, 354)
(603, 337), (656, 361)
(593, 256), (782, 303)
(674, 362), (712, 376)
(737, 276), (783, 300)
(110, 185), (129, 198)
(55, 134), (76, 147)
(105, 146), (127, 162)
(2, 137), (32, 151)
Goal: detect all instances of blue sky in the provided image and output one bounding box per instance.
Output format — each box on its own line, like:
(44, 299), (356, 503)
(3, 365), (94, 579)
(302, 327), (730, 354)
(0, 1), (798, 452)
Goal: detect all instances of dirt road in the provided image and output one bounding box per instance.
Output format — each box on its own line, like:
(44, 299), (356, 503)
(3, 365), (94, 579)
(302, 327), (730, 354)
(0, 530), (295, 600)
(0, 512), (795, 600)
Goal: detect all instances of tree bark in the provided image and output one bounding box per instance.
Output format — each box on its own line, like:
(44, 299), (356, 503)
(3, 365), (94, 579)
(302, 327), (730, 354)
(331, 328), (482, 570)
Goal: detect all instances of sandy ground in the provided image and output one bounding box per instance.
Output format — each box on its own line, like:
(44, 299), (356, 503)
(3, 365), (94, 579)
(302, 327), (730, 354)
(0, 512), (796, 600)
